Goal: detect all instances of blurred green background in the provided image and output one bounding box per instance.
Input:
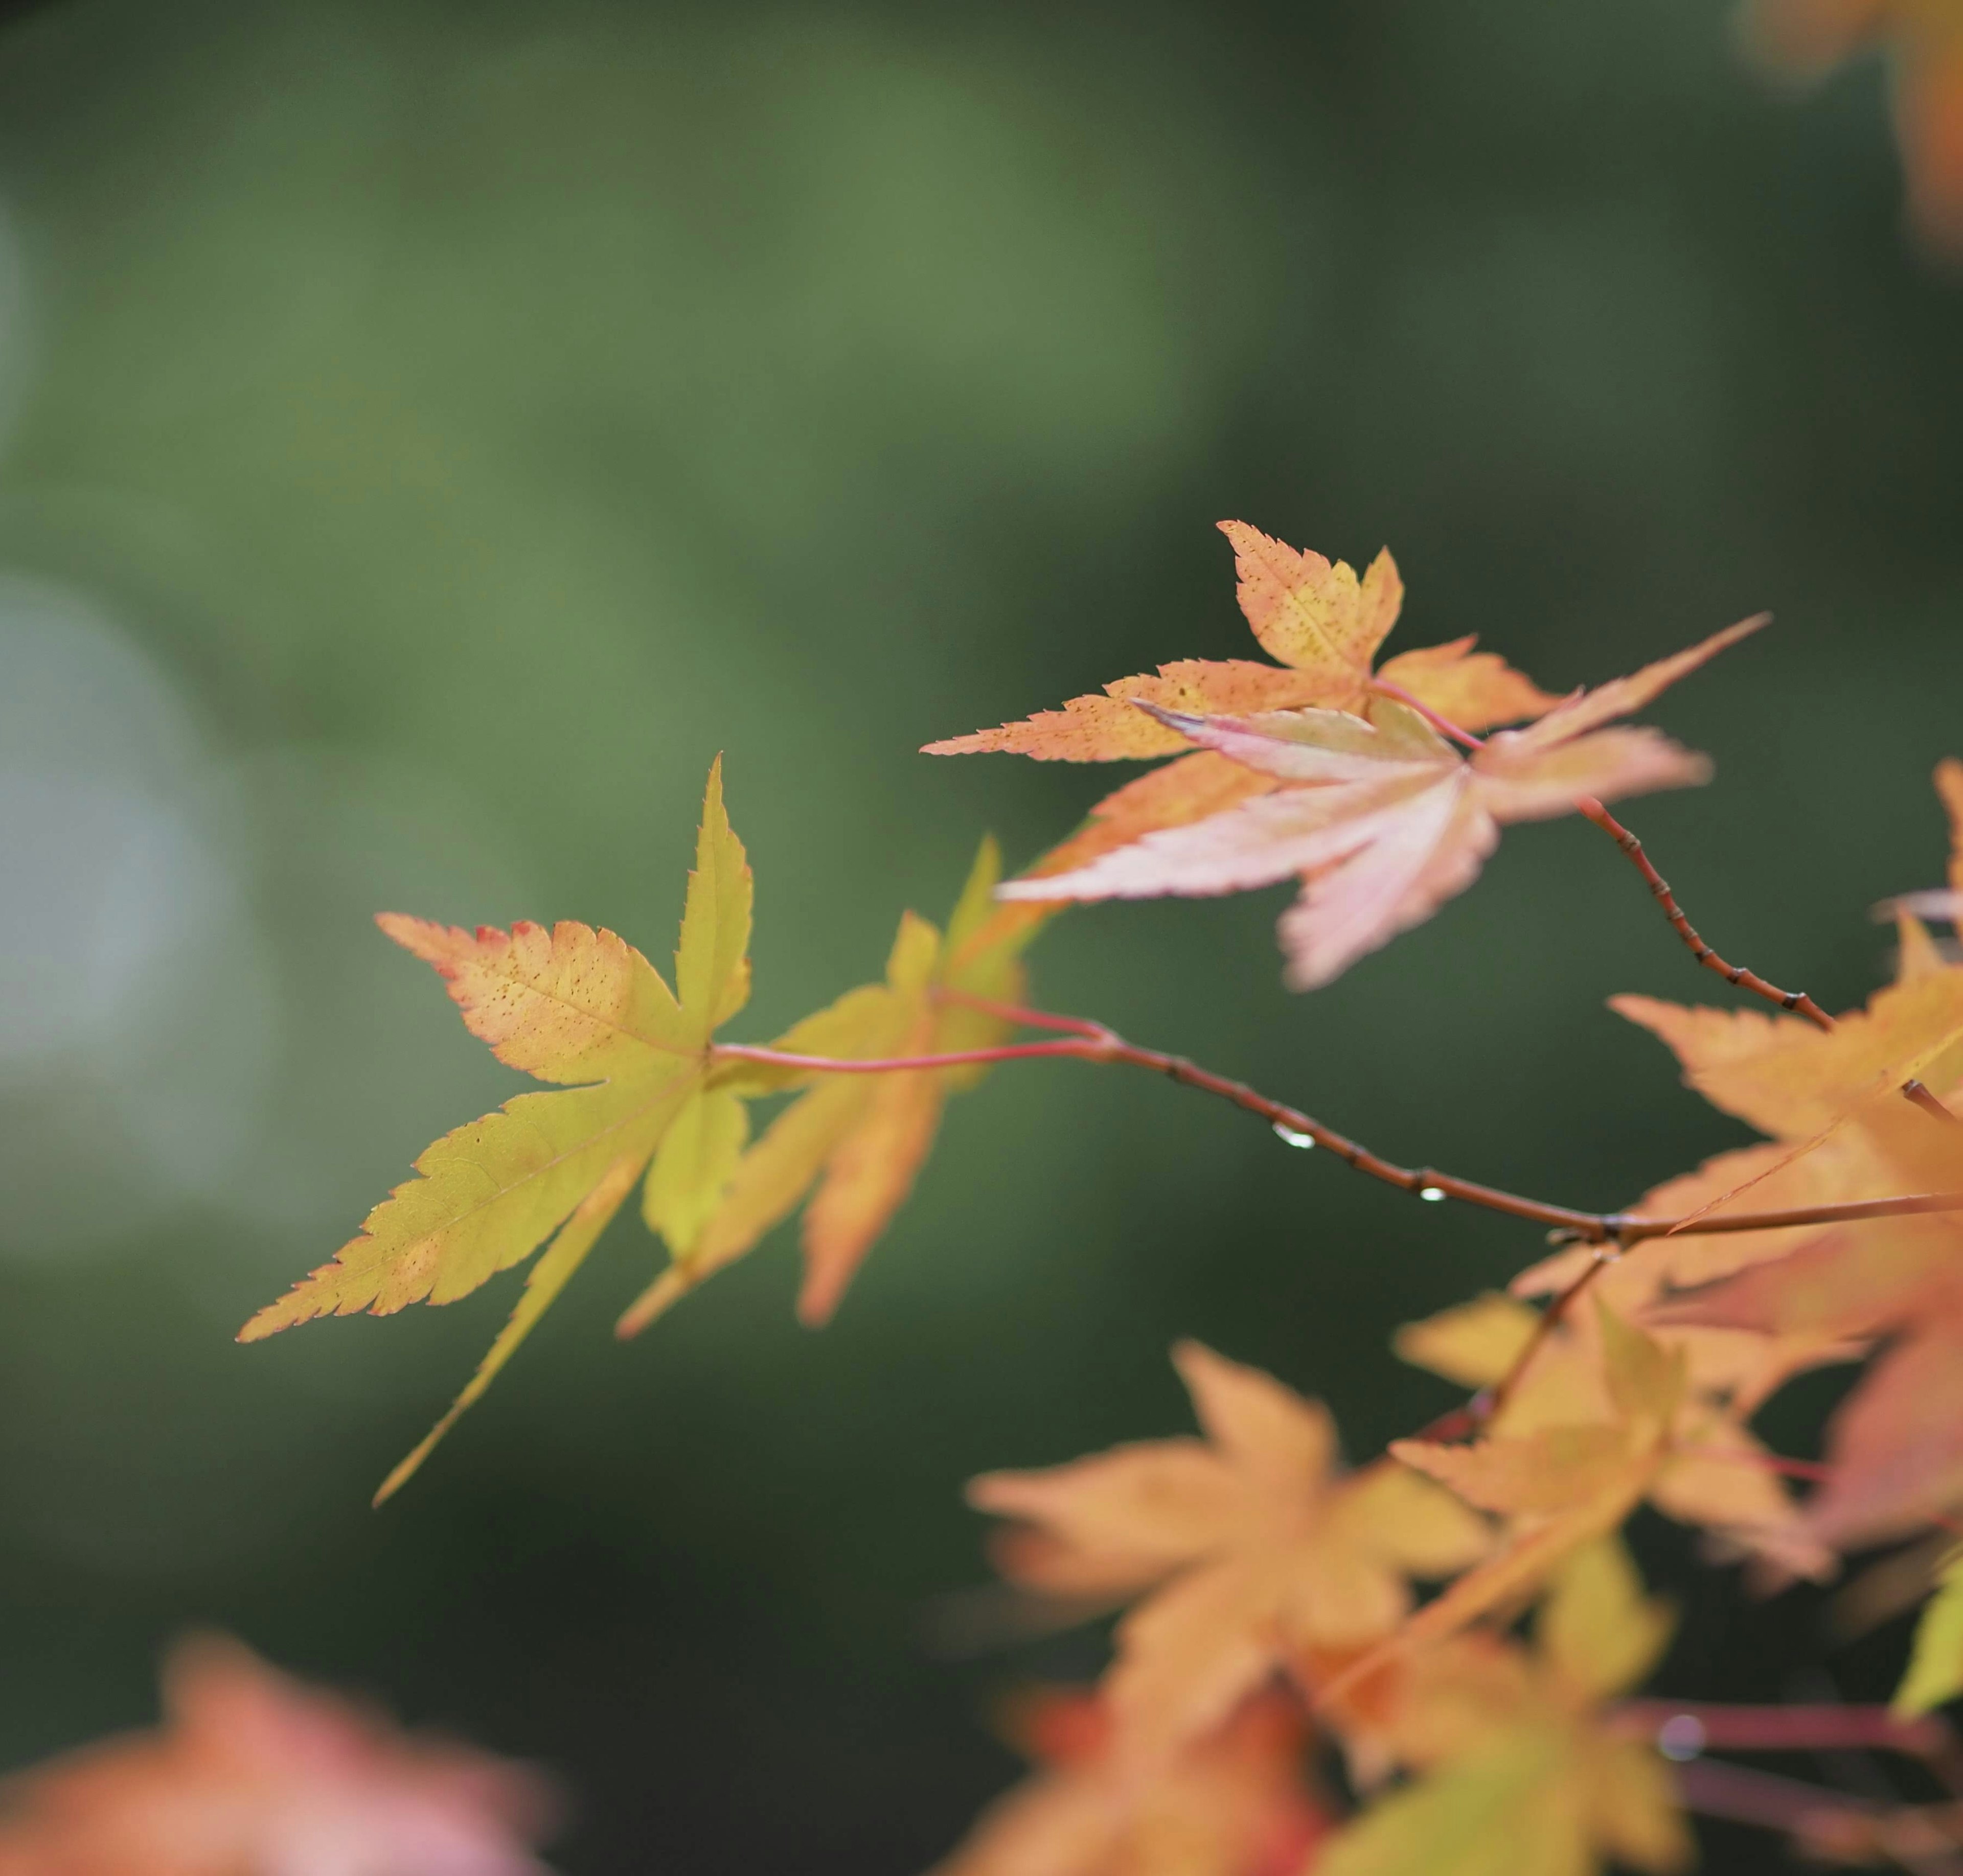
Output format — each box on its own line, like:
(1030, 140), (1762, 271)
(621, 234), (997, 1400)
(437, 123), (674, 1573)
(0, 0), (1958, 1867)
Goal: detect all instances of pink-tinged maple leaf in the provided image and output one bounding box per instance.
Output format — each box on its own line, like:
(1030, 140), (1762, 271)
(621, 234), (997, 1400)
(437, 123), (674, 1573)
(997, 620), (1762, 989)
(0, 1635), (556, 1876)
(923, 523), (1561, 940)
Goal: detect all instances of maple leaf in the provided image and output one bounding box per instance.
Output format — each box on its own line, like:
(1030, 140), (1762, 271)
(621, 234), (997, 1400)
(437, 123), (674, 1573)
(1316, 1541), (1687, 1876)
(967, 1341), (1488, 1765)
(613, 838), (1035, 1334)
(0, 1634), (555, 1876)
(927, 1685), (1329, 1876)
(242, 760), (758, 1501)
(1396, 1291), (1813, 1522)
(1745, 0), (1963, 249)
(996, 620), (1759, 989)
(923, 523), (1559, 935)
(927, 521), (1558, 765)
(1363, 1302), (1808, 1680)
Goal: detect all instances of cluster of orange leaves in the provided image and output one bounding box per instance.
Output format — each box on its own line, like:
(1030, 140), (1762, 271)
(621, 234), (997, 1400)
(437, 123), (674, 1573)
(229, 522), (1963, 1872)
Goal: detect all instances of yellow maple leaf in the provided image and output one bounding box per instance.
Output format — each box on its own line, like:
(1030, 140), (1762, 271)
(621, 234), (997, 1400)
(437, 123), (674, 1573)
(243, 760), (754, 1498)
(243, 768), (1034, 1502)
(614, 838), (1036, 1335)
(968, 1341), (1488, 1765)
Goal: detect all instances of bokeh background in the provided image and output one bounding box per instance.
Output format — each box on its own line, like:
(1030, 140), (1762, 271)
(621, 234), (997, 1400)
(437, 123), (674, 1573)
(0, 0), (1958, 1867)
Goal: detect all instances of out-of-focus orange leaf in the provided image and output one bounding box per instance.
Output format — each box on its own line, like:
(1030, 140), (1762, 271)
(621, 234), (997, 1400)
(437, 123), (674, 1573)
(0, 1635), (555, 1876)
(967, 1341), (1488, 1764)
(927, 1686), (1330, 1876)
(997, 621), (1757, 989)
(1744, 0), (1963, 250)
(1362, 1304), (1814, 1684)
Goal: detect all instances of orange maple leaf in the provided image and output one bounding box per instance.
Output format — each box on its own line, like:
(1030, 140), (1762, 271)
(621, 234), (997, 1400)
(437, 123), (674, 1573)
(927, 1685), (1329, 1876)
(928, 522), (1557, 765)
(1395, 1291), (1818, 1577)
(968, 1341), (1488, 1765)
(996, 621), (1759, 988)
(1745, 0), (1963, 248)
(0, 1635), (555, 1876)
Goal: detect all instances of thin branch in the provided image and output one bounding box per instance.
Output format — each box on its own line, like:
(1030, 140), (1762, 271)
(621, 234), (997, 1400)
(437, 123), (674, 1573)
(1477, 1243), (1618, 1424)
(1588, 1189), (1963, 1248)
(1575, 795), (1835, 1029)
(1613, 1701), (1952, 1757)
(1369, 681), (1827, 1028)
(717, 1039), (1105, 1074)
(712, 1035), (1963, 1249)
(1905, 1079), (1962, 1125)
(934, 989), (1114, 1041)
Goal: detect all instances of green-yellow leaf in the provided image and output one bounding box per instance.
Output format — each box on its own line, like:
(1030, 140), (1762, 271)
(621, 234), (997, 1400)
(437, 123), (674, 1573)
(642, 1086), (750, 1255)
(674, 753), (752, 1038)
(373, 1150), (645, 1505)
(1894, 1548), (1963, 1716)
(617, 838), (1041, 1336)
(240, 759), (758, 1497)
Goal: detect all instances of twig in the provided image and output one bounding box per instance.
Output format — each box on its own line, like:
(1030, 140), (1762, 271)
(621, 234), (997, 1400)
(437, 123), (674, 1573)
(1613, 1701), (1952, 1757)
(1370, 680), (1829, 1028)
(714, 1030), (1963, 1250)
(1905, 1080), (1962, 1125)
(1574, 796), (1835, 1029)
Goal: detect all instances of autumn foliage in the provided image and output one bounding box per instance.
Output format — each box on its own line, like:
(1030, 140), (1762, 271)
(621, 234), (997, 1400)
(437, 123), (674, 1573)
(6, 2), (1961, 1868)
(135, 507), (1949, 1873)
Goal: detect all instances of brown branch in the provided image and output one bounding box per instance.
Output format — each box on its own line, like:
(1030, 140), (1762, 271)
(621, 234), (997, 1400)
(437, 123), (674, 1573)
(726, 970), (1963, 1451)
(718, 1026), (1963, 1251)
(1614, 1701), (1953, 1757)
(1906, 1079), (1962, 1125)
(1576, 796), (1835, 1029)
